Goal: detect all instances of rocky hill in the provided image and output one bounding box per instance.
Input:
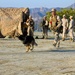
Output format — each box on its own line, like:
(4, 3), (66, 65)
(30, 7), (61, 20)
(67, 3), (75, 8)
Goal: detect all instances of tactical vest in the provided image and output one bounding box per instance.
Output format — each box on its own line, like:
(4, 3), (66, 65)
(50, 16), (57, 27)
(49, 15), (57, 31)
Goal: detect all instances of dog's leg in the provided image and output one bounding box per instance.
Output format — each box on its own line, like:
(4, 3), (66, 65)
(30, 41), (34, 51)
(26, 46), (28, 52)
(26, 46), (30, 52)
(30, 44), (34, 51)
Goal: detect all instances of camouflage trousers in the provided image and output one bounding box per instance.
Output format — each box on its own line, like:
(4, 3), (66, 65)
(69, 29), (74, 40)
(53, 32), (60, 47)
(42, 26), (48, 39)
(62, 28), (67, 39)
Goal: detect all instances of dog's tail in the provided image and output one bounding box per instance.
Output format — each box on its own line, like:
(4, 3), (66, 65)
(34, 41), (38, 46)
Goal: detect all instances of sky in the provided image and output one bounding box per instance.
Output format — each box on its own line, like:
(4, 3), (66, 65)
(0, 0), (75, 8)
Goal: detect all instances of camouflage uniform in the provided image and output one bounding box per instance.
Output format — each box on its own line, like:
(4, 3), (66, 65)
(26, 16), (34, 36)
(42, 16), (49, 39)
(69, 16), (74, 42)
(62, 15), (68, 41)
(49, 9), (61, 47)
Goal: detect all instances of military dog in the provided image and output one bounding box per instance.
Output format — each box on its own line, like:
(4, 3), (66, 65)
(18, 35), (37, 52)
(23, 35), (37, 52)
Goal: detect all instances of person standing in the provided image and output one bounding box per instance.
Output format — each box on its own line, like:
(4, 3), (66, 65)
(69, 16), (74, 42)
(26, 15), (34, 36)
(49, 8), (61, 47)
(41, 16), (49, 39)
(29, 15), (34, 31)
(62, 15), (68, 41)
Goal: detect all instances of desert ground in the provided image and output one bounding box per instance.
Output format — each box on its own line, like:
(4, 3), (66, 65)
(0, 32), (75, 75)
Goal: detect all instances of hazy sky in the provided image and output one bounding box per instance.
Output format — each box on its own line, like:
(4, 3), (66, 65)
(0, 0), (75, 8)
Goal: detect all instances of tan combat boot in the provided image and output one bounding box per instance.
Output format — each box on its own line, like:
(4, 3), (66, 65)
(62, 38), (65, 41)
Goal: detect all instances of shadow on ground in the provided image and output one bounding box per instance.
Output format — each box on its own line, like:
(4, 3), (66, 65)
(33, 49), (75, 53)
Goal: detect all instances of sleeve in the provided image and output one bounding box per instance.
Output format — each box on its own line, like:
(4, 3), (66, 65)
(49, 17), (52, 28)
(72, 20), (74, 27)
(69, 20), (74, 29)
(57, 20), (62, 28)
(67, 19), (68, 28)
(45, 20), (48, 26)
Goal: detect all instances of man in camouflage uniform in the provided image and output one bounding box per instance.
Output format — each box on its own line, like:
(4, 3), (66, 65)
(26, 15), (34, 36)
(49, 8), (62, 47)
(41, 16), (49, 39)
(69, 16), (74, 42)
(62, 15), (68, 41)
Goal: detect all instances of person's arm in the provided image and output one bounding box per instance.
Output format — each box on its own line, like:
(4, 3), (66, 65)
(67, 19), (69, 28)
(45, 20), (48, 26)
(70, 20), (74, 29)
(57, 20), (62, 28)
(49, 17), (52, 28)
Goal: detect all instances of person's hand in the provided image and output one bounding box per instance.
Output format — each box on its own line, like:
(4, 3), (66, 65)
(54, 26), (58, 31)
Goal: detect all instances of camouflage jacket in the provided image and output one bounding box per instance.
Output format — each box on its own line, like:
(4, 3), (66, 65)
(49, 15), (62, 32)
(49, 15), (57, 31)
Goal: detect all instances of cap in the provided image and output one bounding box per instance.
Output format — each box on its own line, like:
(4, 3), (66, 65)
(70, 16), (73, 19)
(63, 14), (66, 17)
(51, 8), (56, 12)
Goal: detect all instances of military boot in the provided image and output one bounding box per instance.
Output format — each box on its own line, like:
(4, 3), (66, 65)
(72, 39), (74, 42)
(57, 42), (60, 48)
(53, 43), (57, 47)
(62, 38), (65, 41)
(72, 38), (74, 42)
(70, 38), (72, 41)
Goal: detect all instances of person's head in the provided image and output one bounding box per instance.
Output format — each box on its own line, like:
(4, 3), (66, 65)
(70, 16), (73, 20)
(63, 14), (66, 18)
(51, 8), (56, 16)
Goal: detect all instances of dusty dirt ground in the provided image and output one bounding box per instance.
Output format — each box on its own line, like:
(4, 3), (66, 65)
(0, 32), (75, 75)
